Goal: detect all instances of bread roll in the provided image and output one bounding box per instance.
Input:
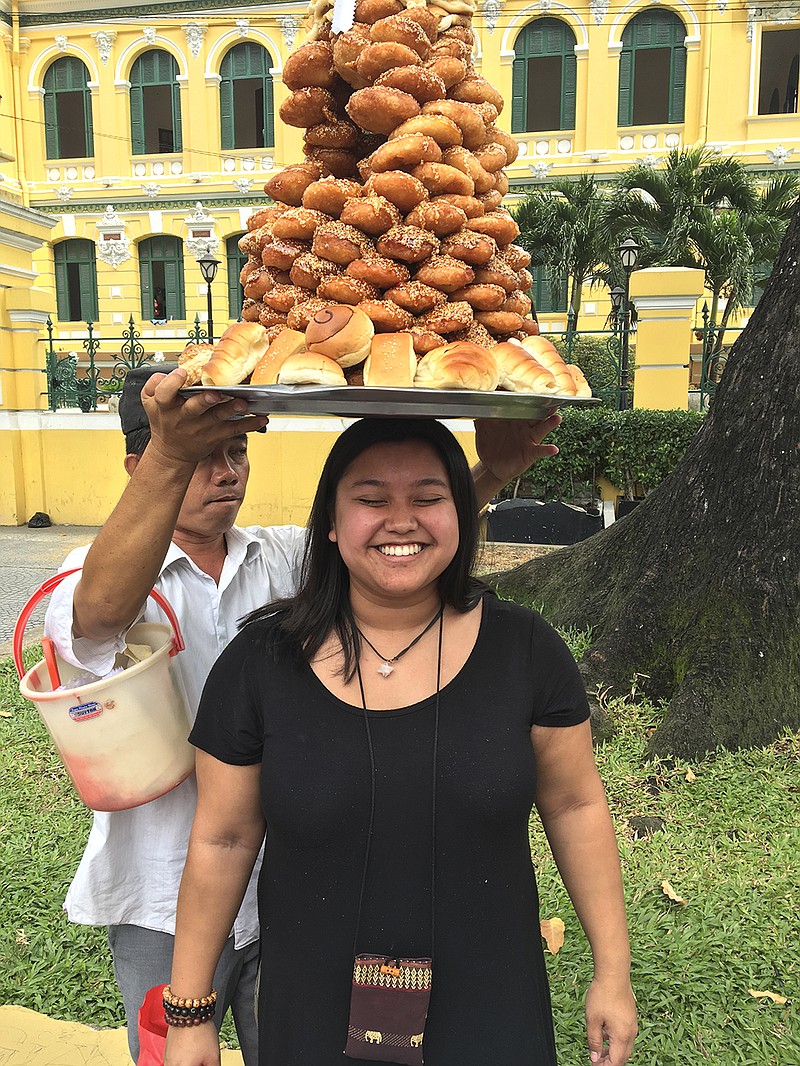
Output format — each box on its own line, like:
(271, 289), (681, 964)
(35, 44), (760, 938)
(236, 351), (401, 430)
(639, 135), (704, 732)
(178, 342), (214, 386)
(414, 341), (500, 392)
(305, 305), (374, 367)
(363, 332), (417, 387)
(250, 329), (308, 385)
(567, 363), (593, 399)
(492, 342), (559, 394)
(519, 336), (577, 396)
(277, 351), (347, 386)
(201, 323), (270, 386)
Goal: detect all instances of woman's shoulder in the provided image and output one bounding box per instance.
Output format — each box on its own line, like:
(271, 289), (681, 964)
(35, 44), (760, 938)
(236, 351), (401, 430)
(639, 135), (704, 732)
(483, 592), (543, 628)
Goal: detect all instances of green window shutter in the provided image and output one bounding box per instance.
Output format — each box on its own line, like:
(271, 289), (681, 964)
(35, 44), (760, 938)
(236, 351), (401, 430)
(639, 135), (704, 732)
(263, 72), (275, 148)
(84, 88), (94, 157)
(220, 76), (235, 150)
(130, 85), (145, 154)
(227, 235), (247, 319)
(162, 244), (185, 320)
(511, 56), (527, 133)
(618, 48), (634, 126)
(78, 258), (98, 322)
(44, 87), (59, 159)
(561, 50), (577, 130)
(54, 246), (69, 320)
(139, 250), (153, 319)
(670, 44), (687, 123)
(172, 81), (183, 152)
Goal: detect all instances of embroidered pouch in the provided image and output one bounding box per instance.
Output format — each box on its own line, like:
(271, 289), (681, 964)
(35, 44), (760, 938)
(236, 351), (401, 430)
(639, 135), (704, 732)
(344, 954), (433, 1065)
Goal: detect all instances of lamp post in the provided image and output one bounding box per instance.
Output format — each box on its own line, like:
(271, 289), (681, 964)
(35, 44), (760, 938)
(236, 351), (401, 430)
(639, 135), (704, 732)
(617, 237), (639, 410)
(197, 251), (220, 345)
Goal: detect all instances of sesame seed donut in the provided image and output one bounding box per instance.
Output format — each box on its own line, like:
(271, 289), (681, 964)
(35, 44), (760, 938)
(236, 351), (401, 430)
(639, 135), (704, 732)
(286, 297), (337, 331)
(279, 87), (339, 129)
(419, 299), (473, 334)
(448, 282), (507, 310)
(430, 37), (472, 62)
(477, 190), (503, 212)
(404, 200), (467, 237)
(243, 267), (277, 301)
(313, 221), (374, 265)
(399, 5), (440, 41)
(302, 176), (363, 218)
(470, 101), (499, 126)
(283, 42), (337, 90)
(448, 75), (504, 113)
(369, 134), (443, 172)
(407, 326), (443, 354)
(272, 208), (333, 241)
(374, 66), (447, 103)
(356, 42), (422, 83)
(517, 317), (541, 336)
(263, 323), (289, 346)
(413, 253), (475, 291)
(472, 142), (508, 174)
(346, 86), (421, 135)
(376, 223), (440, 264)
(502, 291), (533, 316)
(424, 56), (467, 90)
(303, 145), (359, 180)
(484, 126), (519, 164)
(332, 26), (372, 89)
(246, 206), (286, 231)
(384, 280), (448, 314)
(412, 162), (475, 197)
(440, 229), (496, 266)
(347, 254), (411, 289)
(370, 15), (431, 59)
(494, 171), (510, 196)
(358, 298), (415, 332)
(467, 210), (520, 245)
(441, 146), (494, 194)
(258, 306), (289, 330)
(502, 244), (532, 271)
(340, 194), (402, 236)
(240, 259), (260, 286)
(355, 0), (403, 21)
(451, 320), (496, 348)
(264, 162), (325, 207)
(389, 115), (463, 148)
(303, 121), (360, 150)
(365, 171), (429, 213)
(317, 274), (382, 305)
(515, 268), (534, 290)
(262, 284), (312, 313)
(421, 99), (484, 148)
(238, 225), (271, 257)
(261, 238), (309, 271)
(473, 255), (519, 292)
(241, 297), (261, 322)
(433, 193), (485, 219)
(475, 310), (525, 335)
(289, 251), (342, 290)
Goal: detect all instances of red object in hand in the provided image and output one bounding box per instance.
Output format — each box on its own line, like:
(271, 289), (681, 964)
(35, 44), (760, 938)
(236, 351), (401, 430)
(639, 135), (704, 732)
(138, 984), (168, 1066)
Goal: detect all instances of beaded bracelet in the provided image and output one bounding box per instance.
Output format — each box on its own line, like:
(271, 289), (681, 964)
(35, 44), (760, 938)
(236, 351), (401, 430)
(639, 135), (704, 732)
(162, 985), (217, 1028)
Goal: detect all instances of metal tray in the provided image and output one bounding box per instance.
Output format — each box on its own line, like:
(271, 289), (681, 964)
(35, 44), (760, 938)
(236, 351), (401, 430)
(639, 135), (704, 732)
(181, 385), (601, 420)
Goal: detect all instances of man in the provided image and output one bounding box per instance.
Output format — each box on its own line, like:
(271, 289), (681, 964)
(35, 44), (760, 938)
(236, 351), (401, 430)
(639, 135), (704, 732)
(45, 364), (560, 1063)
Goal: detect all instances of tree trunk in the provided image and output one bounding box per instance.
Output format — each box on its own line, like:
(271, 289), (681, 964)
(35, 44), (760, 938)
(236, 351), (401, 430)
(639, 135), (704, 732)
(488, 207), (800, 759)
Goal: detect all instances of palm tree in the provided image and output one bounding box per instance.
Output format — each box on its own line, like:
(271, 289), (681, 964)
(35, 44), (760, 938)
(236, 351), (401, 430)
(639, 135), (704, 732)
(513, 174), (608, 327)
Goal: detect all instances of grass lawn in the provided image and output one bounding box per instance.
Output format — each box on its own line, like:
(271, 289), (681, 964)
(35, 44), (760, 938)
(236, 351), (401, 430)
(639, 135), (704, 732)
(1, 644), (798, 1064)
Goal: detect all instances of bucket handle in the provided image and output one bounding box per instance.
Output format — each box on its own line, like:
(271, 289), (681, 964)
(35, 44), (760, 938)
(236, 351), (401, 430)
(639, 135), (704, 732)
(13, 567), (185, 680)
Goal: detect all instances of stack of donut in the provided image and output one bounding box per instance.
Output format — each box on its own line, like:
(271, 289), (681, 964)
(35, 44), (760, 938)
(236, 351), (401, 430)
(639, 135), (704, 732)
(235, 0), (546, 373)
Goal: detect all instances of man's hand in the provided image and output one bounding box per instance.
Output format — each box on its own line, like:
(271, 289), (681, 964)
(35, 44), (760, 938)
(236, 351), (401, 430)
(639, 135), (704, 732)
(141, 368), (269, 468)
(474, 412), (562, 487)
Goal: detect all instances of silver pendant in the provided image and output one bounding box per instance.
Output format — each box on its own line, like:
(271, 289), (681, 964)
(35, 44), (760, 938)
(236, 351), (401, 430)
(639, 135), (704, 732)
(378, 662), (394, 678)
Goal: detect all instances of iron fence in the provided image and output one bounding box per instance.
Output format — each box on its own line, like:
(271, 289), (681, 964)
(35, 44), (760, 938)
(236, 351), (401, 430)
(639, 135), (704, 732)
(545, 307), (628, 409)
(695, 304), (744, 409)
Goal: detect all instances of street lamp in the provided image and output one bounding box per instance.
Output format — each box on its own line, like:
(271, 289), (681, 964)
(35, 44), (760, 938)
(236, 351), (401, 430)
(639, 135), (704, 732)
(197, 251), (220, 345)
(617, 237), (639, 410)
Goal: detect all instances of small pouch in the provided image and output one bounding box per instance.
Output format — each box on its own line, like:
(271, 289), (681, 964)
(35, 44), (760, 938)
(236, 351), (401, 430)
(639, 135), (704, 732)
(344, 954), (433, 1065)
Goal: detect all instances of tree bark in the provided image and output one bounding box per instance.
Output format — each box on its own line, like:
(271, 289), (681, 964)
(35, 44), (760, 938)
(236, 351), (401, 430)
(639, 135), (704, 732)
(489, 206), (800, 759)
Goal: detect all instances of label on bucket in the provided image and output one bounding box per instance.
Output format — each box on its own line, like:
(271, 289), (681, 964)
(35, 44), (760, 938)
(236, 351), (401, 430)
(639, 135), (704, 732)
(68, 701), (104, 722)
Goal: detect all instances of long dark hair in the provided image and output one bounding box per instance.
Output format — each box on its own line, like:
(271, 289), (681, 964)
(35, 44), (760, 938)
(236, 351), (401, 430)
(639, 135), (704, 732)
(245, 417), (487, 679)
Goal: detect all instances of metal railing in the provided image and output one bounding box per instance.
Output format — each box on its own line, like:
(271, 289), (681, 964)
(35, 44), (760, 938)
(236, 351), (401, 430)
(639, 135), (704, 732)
(695, 304), (743, 409)
(547, 307), (628, 409)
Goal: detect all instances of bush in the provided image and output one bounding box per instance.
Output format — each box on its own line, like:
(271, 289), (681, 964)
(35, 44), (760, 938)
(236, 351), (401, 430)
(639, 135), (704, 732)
(503, 407), (704, 502)
(546, 334), (634, 405)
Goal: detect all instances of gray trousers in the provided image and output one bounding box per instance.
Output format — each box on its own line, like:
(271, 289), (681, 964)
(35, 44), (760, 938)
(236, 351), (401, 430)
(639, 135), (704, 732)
(108, 924), (259, 1065)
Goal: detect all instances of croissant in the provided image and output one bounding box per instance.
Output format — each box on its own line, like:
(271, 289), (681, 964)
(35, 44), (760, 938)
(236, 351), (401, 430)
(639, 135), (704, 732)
(566, 363), (592, 399)
(200, 323), (270, 386)
(178, 342), (214, 386)
(414, 341), (500, 392)
(250, 329), (308, 385)
(519, 336), (577, 396)
(492, 342), (559, 394)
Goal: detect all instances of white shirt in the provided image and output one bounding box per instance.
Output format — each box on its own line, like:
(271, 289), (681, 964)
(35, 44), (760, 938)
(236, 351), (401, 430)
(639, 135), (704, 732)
(44, 524), (306, 947)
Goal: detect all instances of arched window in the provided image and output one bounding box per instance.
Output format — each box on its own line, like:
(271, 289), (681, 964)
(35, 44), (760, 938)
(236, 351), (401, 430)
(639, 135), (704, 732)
(511, 19), (577, 134)
(130, 49), (182, 155)
(54, 239), (98, 322)
(219, 43), (275, 150)
(618, 10), (687, 127)
(139, 235), (185, 321)
(43, 57), (94, 159)
(226, 234), (248, 320)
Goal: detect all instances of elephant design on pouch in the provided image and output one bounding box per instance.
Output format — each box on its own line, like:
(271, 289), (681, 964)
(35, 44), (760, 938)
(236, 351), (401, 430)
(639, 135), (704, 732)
(410, 1034), (423, 1047)
(365, 1031), (383, 1044)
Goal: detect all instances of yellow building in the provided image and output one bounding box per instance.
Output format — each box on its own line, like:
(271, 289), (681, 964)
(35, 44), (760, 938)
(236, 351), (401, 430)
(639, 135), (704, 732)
(1, 0), (798, 522)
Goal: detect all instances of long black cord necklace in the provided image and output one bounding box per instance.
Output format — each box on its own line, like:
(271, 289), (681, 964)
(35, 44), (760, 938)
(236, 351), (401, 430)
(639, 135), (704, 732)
(356, 605), (444, 678)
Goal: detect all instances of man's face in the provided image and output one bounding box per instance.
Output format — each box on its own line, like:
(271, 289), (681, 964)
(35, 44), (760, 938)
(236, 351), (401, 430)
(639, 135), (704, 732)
(174, 436), (250, 539)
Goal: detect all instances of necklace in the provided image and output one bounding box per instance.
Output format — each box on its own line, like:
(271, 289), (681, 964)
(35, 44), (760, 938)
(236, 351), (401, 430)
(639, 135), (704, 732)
(356, 605), (444, 678)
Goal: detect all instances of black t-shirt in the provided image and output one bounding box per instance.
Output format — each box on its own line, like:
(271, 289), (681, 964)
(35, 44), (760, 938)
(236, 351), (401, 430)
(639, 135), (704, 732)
(192, 594), (589, 1065)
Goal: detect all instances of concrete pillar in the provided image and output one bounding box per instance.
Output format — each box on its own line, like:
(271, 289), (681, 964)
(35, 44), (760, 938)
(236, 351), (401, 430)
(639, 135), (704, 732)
(629, 267), (705, 411)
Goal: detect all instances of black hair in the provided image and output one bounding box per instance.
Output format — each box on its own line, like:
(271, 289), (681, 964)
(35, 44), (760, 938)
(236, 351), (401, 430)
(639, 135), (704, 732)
(245, 417), (487, 679)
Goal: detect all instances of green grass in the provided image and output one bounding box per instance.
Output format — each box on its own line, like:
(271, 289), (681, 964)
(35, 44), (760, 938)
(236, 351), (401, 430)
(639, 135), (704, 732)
(2, 646), (798, 1063)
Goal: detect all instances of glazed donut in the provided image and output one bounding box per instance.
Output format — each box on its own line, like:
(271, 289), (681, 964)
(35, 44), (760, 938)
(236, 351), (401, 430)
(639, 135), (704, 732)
(313, 221), (373, 265)
(448, 75), (504, 113)
(502, 291), (533, 316)
(374, 66), (446, 103)
(516, 268), (534, 290)
(279, 87), (338, 128)
(412, 162), (475, 197)
(440, 146), (493, 194)
(243, 267), (276, 301)
(241, 297), (261, 322)
(371, 15), (431, 58)
(484, 126), (519, 164)
(418, 299), (473, 334)
(424, 56), (467, 90)
(283, 42), (336, 90)
(451, 319), (495, 348)
(384, 280), (447, 314)
(390, 114), (463, 148)
(502, 244), (532, 271)
(333, 26), (372, 89)
(272, 208), (333, 241)
(303, 121), (359, 150)
(449, 283), (506, 310)
(475, 310), (524, 335)
(302, 176), (363, 218)
(346, 86), (420, 135)
(358, 298), (415, 332)
(262, 284), (311, 313)
(440, 229), (496, 266)
(405, 200), (467, 237)
(399, 5), (440, 41)
(369, 134), (442, 172)
(258, 306), (289, 330)
(477, 189), (503, 212)
(467, 210), (520, 245)
(356, 42), (421, 83)
(355, 0), (403, 21)
(318, 274), (381, 305)
(421, 100), (485, 148)
(473, 255), (519, 292)
(261, 238), (309, 271)
(287, 297), (336, 331)
(264, 162), (325, 207)
(303, 146), (359, 179)
(347, 254), (411, 289)
(376, 224), (440, 263)
(340, 194), (401, 236)
(413, 253), (475, 291)
(494, 171), (509, 196)
(289, 251), (342, 290)
(365, 171), (429, 213)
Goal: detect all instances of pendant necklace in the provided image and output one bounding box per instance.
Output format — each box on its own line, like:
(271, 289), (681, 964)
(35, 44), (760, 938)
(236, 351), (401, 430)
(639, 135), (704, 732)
(356, 605), (444, 678)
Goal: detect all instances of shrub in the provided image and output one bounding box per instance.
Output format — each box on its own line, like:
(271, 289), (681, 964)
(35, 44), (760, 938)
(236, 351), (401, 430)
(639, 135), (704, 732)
(546, 334), (634, 406)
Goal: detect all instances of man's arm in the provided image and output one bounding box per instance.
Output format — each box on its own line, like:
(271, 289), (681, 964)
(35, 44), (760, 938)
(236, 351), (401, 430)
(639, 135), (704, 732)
(72, 369), (267, 641)
(471, 413), (562, 510)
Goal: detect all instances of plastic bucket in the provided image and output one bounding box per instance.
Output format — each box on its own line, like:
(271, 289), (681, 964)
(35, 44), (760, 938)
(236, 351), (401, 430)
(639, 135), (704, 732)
(14, 569), (195, 812)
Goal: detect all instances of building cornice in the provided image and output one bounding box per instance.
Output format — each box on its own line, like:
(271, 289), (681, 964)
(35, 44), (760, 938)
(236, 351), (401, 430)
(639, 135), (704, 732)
(18, 0), (300, 29)
(33, 195), (270, 213)
(0, 199), (58, 230)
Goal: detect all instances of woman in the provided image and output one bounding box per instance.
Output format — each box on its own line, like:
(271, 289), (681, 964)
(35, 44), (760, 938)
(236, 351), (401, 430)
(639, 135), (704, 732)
(165, 417), (637, 1066)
